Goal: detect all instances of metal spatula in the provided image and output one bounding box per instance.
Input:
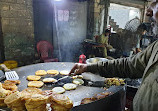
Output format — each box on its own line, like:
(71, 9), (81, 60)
(0, 64), (19, 80)
(53, 76), (71, 84)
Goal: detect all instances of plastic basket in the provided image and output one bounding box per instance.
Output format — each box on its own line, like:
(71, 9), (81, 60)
(3, 60), (18, 69)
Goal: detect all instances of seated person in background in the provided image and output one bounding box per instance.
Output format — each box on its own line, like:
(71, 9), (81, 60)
(96, 29), (114, 58)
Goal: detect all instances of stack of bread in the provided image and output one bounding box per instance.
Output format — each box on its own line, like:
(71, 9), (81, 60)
(0, 80), (20, 107)
(2, 80), (20, 91)
(4, 91), (26, 111)
(50, 93), (73, 111)
(2, 86), (73, 111)
(20, 88), (47, 111)
(21, 88), (42, 100)
(0, 77), (74, 111)
(24, 94), (48, 111)
(42, 90), (56, 103)
(0, 83), (12, 107)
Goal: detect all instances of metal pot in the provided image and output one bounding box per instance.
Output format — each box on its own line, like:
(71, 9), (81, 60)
(86, 57), (108, 64)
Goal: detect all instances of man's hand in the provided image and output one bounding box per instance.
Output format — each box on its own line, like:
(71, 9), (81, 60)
(69, 63), (87, 75)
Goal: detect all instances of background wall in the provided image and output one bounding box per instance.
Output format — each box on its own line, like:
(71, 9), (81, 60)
(53, 1), (87, 62)
(0, 0), (34, 66)
(109, 3), (141, 29)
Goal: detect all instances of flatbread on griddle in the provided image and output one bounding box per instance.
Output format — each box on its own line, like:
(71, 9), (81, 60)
(28, 81), (44, 88)
(4, 80), (21, 85)
(73, 79), (84, 85)
(27, 75), (41, 81)
(47, 70), (59, 75)
(60, 70), (69, 75)
(52, 87), (65, 94)
(43, 78), (57, 83)
(35, 70), (47, 76)
(63, 83), (77, 91)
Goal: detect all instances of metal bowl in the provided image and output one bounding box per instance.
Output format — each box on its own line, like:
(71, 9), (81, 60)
(86, 57), (108, 64)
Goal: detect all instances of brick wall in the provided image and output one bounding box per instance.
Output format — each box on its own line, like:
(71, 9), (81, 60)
(0, 0), (34, 66)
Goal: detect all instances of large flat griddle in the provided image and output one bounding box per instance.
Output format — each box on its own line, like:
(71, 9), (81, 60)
(0, 62), (126, 111)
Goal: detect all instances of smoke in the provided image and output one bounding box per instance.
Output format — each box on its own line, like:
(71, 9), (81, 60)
(53, 1), (87, 62)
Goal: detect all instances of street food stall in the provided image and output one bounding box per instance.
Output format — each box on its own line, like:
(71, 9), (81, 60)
(1, 0), (158, 111)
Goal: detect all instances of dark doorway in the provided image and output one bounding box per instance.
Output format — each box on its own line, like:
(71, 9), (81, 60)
(33, 0), (54, 45)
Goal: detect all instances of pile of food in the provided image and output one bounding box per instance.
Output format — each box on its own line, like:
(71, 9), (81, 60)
(81, 91), (112, 104)
(104, 78), (125, 87)
(26, 70), (84, 94)
(0, 80), (73, 111)
(80, 78), (125, 105)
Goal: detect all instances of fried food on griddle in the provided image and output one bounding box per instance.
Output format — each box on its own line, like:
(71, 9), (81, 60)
(2, 82), (18, 91)
(21, 87), (42, 95)
(0, 83), (12, 98)
(93, 92), (110, 100)
(27, 81), (44, 88)
(41, 90), (56, 103)
(0, 98), (7, 107)
(27, 75), (41, 81)
(26, 104), (47, 111)
(4, 91), (26, 111)
(21, 88), (48, 111)
(24, 94), (48, 111)
(21, 87), (42, 100)
(4, 80), (21, 85)
(81, 92), (111, 104)
(81, 97), (96, 104)
(52, 87), (65, 94)
(73, 79), (84, 85)
(63, 83), (77, 91)
(47, 70), (59, 75)
(50, 93), (73, 109)
(60, 70), (69, 75)
(35, 70), (47, 76)
(42, 78), (57, 83)
(0, 83), (12, 107)
(42, 90), (55, 97)
(105, 78), (125, 87)
(51, 101), (70, 111)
